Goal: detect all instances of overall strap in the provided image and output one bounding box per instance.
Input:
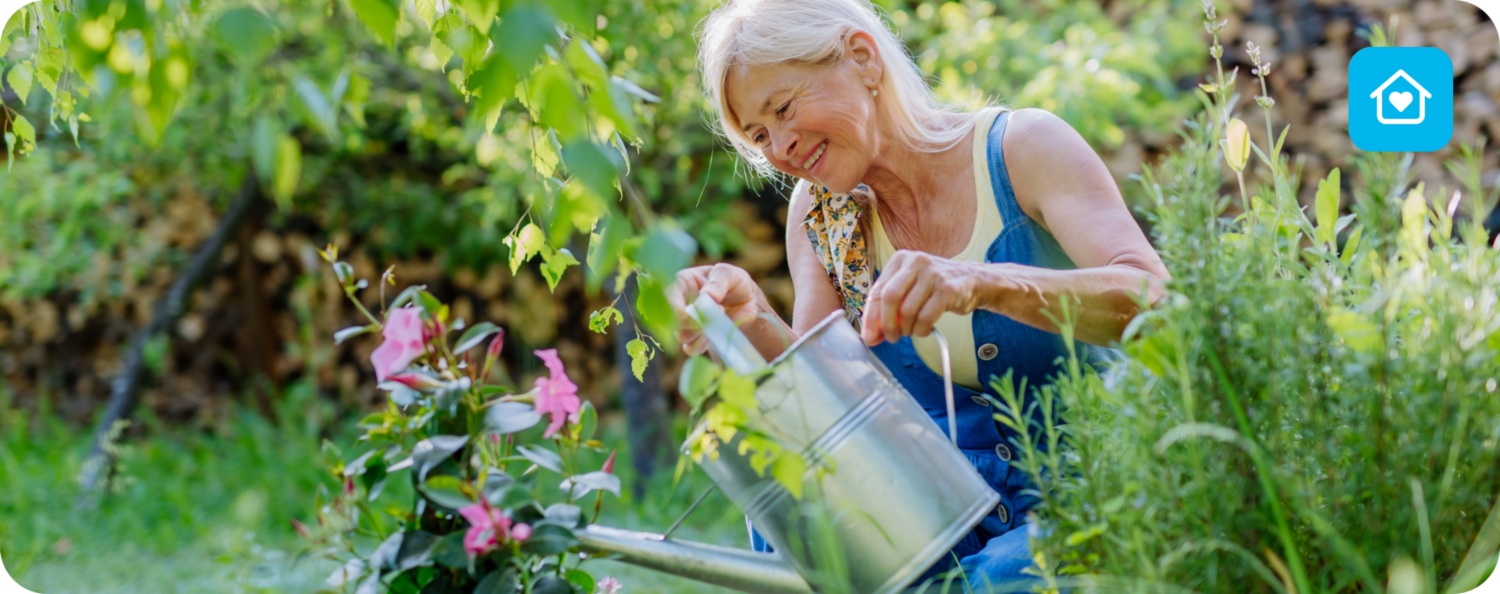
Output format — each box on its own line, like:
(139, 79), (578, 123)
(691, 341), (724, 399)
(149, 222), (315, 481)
(985, 110), (1030, 228)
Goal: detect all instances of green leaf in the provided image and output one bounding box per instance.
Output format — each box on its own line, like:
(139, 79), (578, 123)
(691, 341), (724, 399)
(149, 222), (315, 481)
(8, 113), (35, 160)
(634, 274), (675, 335)
(521, 524), (578, 556)
(370, 531), (405, 570)
(586, 210), (630, 291)
(481, 469), (516, 505)
(350, 0), (399, 46)
(495, 5), (555, 73)
(627, 338), (650, 381)
(1327, 308), (1380, 354)
(408, 435), (469, 480)
(565, 570), (595, 594)
(543, 503), (582, 527)
(467, 54), (517, 132)
(575, 400), (597, 442)
(474, 569), (519, 594)
(504, 223), (547, 275)
(214, 8), (277, 65)
(548, 0), (593, 30)
(771, 452), (807, 500)
(454, 321), (499, 354)
(540, 247), (579, 291)
(273, 135), (301, 210)
(6, 62), (33, 105)
(530, 576), (573, 594)
(335, 324), (377, 345)
(565, 39), (608, 88)
(432, 532), (469, 569)
(561, 139), (620, 202)
(1315, 168), (1341, 247)
(588, 306), (622, 333)
(485, 401), (542, 435)
(517, 445), (563, 473)
(456, 0), (499, 28)
(559, 470), (621, 498)
(717, 370), (756, 409)
(636, 222), (697, 281)
(419, 475), (474, 510)
(293, 75), (339, 144)
(527, 64), (584, 139)
(413, 0), (439, 29)
(678, 356), (721, 410)
(251, 116), (281, 187)
(395, 530), (440, 571)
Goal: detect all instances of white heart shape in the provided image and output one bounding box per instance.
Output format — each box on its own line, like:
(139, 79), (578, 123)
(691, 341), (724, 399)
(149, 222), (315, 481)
(1389, 91), (1413, 113)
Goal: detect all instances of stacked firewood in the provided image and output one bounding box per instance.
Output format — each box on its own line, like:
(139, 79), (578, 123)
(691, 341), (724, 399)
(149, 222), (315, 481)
(1209, 0), (1498, 206)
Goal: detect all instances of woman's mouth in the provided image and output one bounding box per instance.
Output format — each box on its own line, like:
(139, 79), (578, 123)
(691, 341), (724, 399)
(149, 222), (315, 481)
(802, 141), (826, 172)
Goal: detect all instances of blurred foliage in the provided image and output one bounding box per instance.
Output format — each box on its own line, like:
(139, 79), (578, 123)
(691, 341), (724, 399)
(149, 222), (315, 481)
(1007, 10), (1500, 594)
(1, 0), (1200, 350)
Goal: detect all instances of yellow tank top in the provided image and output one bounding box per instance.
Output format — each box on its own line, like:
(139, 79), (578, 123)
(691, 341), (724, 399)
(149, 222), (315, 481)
(868, 108), (1005, 390)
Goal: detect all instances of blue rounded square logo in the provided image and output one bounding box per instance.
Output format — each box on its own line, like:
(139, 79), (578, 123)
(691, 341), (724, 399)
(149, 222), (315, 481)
(1348, 46), (1453, 153)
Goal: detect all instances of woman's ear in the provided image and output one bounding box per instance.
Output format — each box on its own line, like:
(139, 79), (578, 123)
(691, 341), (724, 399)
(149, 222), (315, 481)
(844, 30), (884, 89)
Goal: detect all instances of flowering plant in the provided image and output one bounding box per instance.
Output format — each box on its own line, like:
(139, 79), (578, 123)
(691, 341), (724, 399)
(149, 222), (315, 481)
(298, 245), (622, 594)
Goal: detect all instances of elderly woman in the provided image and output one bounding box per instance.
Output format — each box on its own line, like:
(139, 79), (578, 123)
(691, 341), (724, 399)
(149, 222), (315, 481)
(670, 0), (1170, 589)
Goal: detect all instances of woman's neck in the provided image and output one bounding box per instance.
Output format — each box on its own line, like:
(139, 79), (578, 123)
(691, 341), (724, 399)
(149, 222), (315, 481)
(864, 118), (975, 245)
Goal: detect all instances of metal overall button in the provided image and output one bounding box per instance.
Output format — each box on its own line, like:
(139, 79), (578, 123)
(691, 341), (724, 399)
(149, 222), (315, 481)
(977, 343), (999, 361)
(996, 502), (1010, 524)
(994, 443), (1013, 462)
(970, 394), (991, 407)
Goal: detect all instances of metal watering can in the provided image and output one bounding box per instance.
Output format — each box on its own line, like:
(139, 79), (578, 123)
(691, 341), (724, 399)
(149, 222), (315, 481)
(578, 295), (999, 593)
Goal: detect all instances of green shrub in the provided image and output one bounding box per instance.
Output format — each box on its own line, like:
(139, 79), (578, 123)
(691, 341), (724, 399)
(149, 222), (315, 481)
(1009, 9), (1500, 594)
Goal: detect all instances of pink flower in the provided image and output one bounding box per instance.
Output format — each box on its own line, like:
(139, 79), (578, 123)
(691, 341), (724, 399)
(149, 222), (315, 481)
(533, 349), (581, 438)
(370, 307), (426, 381)
(602, 450), (617, 474)
(458, 501), (514, 558)
(511, 522), (532, 543)
(596, 576), (622, 594)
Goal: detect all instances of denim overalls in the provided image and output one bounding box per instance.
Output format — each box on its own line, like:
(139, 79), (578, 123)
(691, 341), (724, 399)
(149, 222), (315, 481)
(753, 110), (1117, 592)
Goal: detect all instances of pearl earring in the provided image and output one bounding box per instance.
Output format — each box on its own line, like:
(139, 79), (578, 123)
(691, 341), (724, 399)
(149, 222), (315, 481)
(871, 89), (879, 98)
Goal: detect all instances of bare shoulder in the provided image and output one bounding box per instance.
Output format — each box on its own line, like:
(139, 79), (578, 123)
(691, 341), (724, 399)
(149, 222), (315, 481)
(1001, 108), (1118, 228)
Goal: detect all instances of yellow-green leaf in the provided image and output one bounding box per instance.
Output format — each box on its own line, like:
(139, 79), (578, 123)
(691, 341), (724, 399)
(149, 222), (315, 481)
(626, 338), (650, 382)
(6, 63), (34, 105)
(771, 452), (807, 500)
(273, 135), (302, 209)
(1315, 168), (1341, 246)
(350, 0), (399, 47)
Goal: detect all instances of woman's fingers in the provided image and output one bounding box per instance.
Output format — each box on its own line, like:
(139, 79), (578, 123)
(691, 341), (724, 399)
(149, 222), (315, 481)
(898, 275), (938, 338)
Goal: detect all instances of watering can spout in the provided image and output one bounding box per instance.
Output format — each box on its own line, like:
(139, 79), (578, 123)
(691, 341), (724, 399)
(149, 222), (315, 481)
(578, 524), (814, 594)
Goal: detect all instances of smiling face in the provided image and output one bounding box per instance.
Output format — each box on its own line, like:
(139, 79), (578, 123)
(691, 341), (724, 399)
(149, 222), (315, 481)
(723, 33), (885, 193)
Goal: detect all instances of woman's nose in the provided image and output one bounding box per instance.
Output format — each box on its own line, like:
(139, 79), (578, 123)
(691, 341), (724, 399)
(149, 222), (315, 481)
(772, 131), (799, 165)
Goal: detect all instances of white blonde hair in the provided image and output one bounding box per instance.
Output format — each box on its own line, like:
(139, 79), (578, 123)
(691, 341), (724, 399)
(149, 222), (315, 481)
(697, 0), (984, 179)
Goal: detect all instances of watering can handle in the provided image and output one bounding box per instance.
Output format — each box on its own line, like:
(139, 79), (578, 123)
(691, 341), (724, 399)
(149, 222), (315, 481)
(931, 330), (960, 448)
(685, 294), (769, 375)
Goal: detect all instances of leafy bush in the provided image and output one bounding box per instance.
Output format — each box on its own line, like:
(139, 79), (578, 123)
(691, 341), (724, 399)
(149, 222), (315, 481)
(1008, 7), (1500, 593)
(298, 248), (623, 593)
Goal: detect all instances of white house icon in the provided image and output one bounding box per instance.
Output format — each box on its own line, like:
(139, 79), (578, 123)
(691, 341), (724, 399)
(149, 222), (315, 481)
(1369, 69), (1432, 125)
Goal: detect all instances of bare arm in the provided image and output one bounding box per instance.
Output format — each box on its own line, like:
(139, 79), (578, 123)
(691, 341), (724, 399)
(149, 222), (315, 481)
(977, 108), (1170, 346)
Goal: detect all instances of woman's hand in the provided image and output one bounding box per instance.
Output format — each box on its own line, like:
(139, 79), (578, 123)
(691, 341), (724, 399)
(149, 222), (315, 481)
(668, 263), (766, 356)
(861, 250), (996, 346)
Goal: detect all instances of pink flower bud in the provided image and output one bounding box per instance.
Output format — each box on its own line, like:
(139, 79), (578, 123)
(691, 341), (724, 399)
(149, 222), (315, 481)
(602, 450), (617, 474)
(511, 522), (532, 543)
(344, 477), (356, 497)
(487, 328), (506, 360)
(291, 519), (311, 539)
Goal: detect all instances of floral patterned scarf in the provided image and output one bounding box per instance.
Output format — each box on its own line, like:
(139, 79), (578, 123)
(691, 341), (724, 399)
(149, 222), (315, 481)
(802, 185), (872, 326)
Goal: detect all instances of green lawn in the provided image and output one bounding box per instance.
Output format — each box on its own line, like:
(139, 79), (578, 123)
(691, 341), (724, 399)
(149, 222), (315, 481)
(0, 388), (742, 593)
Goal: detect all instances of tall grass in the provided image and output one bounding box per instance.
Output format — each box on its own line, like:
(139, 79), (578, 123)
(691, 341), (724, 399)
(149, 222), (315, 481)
(1007, 6), (1500, 594)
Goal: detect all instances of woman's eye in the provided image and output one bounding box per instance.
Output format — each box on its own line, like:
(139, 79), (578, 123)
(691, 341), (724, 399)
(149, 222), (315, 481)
(753, 132), (767, 145)
(775, 102), (791, 118)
